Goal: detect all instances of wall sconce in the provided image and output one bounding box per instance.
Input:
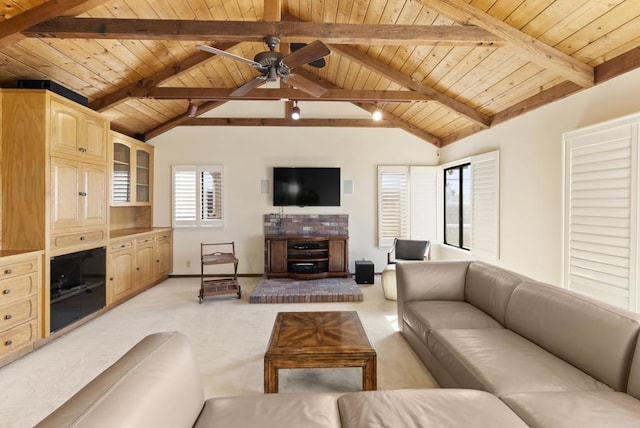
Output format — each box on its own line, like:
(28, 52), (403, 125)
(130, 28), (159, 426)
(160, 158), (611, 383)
(372, 103), (383, 121)
(187, 100), (198, 118)
(291, 101), (301, 120)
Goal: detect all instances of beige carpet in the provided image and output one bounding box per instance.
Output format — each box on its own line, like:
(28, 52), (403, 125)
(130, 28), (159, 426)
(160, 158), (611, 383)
(0, 276), (437, 428)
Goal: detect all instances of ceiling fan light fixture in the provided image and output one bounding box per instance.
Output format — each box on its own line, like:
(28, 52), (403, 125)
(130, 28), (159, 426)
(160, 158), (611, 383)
(291, 101), (301, 120)
(187, 101), (198, 118)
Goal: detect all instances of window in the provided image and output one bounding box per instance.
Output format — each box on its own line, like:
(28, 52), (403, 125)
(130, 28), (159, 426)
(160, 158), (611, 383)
(172, 165), (223, 227)
(378, 166), (437, 247)
(439, 151), (500, 259)
(444, 163), (471, 249)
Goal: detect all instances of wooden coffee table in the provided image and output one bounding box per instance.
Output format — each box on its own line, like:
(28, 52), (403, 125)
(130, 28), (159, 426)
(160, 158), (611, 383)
(264, 311), (377, 393)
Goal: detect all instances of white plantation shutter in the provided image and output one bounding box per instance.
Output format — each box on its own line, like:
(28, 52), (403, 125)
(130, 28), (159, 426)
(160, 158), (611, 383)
(173, 165), (224, 227)
(410, 167), (438, 241)
(471, 151), (500, 259)
(564, 118), (639, 310)
(378, 166), (409, 247)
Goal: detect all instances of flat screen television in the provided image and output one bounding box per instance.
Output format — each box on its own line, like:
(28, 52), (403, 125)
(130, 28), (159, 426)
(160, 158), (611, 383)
(273, 167), (341, 207)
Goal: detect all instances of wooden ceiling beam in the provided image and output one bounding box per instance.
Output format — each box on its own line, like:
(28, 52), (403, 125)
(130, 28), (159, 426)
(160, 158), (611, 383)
(182, 118), (395, 127)
(140, 87), (431, 102)
(292, 68), (441, 146)
(263, 0), (282, 22)
(90, 42), (240, 112)
(0, 0), (107, 49)
(143, 101), (227, 140)
(329, 44), (491, 129)
(417, 0), (594, 88)
(24, 18), (504, 47)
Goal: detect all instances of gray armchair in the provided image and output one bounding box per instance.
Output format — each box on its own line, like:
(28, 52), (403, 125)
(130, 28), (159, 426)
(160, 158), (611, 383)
(387, 238), (431, 264)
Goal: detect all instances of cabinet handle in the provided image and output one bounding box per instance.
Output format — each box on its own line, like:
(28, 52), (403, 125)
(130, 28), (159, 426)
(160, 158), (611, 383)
(5, 340), (13, 346)
(79, 236), (86, 241)
(4, 314), (11, 320)
(136, 267), (140, 271)
(120, 244), (126, 248)
(4, 269), (12, 275)
(78, 192), (87, 197)
(78, 147), (87, 153)
(109, 277), (114, 281)
(2, 289), (10, 295)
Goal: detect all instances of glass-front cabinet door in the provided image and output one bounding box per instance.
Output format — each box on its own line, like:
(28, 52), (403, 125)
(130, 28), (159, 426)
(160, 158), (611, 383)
(112, 142), (131, 204)
(135, 148), (151, 204)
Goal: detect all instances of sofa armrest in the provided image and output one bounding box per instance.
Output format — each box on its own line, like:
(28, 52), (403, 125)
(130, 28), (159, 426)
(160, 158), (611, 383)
(35, 332), (205, 428)
(396, 261), (470, 327)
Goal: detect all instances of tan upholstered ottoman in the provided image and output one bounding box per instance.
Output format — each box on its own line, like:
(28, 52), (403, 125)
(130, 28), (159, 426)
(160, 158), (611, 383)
(381, 264), (397, 301)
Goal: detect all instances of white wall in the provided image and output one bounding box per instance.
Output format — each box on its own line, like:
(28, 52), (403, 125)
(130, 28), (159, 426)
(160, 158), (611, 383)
(438, 67), (640, 285)
(150, 102), (439, 275)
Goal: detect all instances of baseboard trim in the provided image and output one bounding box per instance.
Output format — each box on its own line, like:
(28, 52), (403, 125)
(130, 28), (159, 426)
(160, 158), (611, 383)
(169, 273), (264, 278)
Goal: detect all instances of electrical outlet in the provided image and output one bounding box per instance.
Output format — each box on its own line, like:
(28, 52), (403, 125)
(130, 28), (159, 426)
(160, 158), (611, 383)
(186, 261), (191, 268)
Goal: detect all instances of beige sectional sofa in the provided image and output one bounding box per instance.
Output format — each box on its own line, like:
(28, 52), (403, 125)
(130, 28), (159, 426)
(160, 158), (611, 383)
(35, 331), (528, 428)
(397, 260), (640, 427)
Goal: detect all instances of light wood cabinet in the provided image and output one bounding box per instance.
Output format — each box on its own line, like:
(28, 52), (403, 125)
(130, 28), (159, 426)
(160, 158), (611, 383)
(135, 236), (156, 290)
(110, 132), (153, 206)
(107, 240), (134, 305)
(106, 229), (173, 306)
(0, 251), (42, 365)
(50, 157), (107, 231)
(155, 233), (172, 278)
(50, 97), (108, 164)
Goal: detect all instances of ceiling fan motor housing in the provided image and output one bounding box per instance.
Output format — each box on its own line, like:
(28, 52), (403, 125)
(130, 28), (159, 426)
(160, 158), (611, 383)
(253, 51), (289, 81)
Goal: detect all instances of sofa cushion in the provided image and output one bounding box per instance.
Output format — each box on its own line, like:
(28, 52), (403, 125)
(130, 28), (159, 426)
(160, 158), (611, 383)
(464, 262), (526, 325)
(625, 336), (640, 399)
(35, 331), (204, 428)
(337, 389), (528, 428)
(503, 391), (640, 428)
(505, 281), (640, 391)
(194, 393), (342, 428)
(403, 301), (502, 344)
(428, 328), (612, 396)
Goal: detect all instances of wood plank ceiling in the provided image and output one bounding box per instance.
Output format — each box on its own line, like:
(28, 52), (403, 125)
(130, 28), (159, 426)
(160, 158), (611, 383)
(0, 0), (639, 146)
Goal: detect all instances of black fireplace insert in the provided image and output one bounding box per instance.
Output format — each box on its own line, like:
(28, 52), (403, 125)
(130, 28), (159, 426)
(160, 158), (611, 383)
(50, 247), (106, 333)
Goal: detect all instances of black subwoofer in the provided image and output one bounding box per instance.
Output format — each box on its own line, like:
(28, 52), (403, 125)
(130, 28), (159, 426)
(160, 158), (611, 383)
(355, 260), (374, 284)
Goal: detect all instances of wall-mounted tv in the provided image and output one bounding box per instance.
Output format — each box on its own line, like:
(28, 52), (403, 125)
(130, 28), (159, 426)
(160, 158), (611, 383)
(273, 167), (341, 207)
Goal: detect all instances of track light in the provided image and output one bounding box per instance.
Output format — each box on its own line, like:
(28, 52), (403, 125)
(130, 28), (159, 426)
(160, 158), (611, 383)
(372, 103), (383, 121)
(291, 101), (301, 120)
(187, 101), (198, 118)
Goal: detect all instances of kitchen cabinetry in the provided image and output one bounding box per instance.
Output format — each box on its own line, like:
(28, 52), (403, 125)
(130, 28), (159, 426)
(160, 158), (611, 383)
(0, 251), (42, 365)
(265, 236), (349, 279)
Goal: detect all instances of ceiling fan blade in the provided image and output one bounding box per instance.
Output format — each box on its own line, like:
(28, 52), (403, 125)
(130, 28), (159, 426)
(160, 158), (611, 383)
(197, 44), (262, 69)
(230, 76), (268, 97)
(283, 40), (330, 69)
(285, 74), (329, 97)
(291, 43), (326, 68)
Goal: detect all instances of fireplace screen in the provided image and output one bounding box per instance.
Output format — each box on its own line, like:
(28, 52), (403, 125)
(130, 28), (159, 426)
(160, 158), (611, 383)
(50, 247), (106, 333)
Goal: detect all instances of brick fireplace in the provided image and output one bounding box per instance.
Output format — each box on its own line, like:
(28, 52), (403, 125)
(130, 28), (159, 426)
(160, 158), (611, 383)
(263, 214), (348, 236)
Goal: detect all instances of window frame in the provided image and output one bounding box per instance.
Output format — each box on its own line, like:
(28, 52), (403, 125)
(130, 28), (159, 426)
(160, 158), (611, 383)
(172, 164), (224, 228)
(443, 162), (471, 251)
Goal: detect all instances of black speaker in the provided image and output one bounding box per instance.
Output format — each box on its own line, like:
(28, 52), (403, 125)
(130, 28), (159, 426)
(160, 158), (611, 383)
(355, 260), (374, 284)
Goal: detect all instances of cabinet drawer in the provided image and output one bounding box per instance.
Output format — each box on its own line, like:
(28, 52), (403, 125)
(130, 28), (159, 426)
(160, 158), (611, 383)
(52, 230), (106, 249)
(110, 239), (134, 252)
(0, 296), (37, 332)
(136, 235), (156, 246)
(0, 320), (37, 359)
(0, 257), (39, 280)
(0, 273), (38, 306)
(156, 232), (172, 241)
